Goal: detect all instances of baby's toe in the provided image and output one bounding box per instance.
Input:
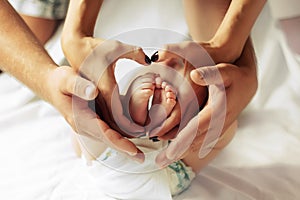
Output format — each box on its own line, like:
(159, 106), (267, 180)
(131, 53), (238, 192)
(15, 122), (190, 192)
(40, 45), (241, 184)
(166, 98), (177, 106)
(166, 91), (176, 100)
(155, 75), (162, 89)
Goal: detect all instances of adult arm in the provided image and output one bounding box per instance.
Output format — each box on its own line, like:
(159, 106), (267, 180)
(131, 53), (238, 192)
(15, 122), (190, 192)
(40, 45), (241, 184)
(0, 1), (98, 136)
(62, 0), (153, 160)
(61, 0), (148, 69)
(0, 1), (143, 161)
(0, 0), (58, 97)
(183, 0), (266, 63)
(154, 0), (262, 165)
(152, 0), (264, 138)
(156, 38), (258, 167)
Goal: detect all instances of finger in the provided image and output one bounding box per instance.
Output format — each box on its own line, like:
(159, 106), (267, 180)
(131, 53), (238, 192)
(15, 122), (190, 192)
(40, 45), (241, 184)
(164, 115), (199, 161)
(94, 79), (145, 136)
(158, 126), (179, 141)
(190, 64), (233, 87)
(101, 125), (143, 158)
(155, 115), (200, 168)
(94, 117), (145, 162)
(121, 44), (150, 65)
(157, 48), (182, 63)
(73, 96), (144, 160)
(156, 84), (226, 165)
(59, 67), (98, 100)
(72, 96), (106, 140)
(188, 86), (226, 159)
(158, 42), (193, 62)
(79, 40), (149, 82)
(157, 42), (213, 67)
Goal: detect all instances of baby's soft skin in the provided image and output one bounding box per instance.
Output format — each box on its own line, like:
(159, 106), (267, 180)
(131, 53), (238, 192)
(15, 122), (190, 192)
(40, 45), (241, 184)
(94, 61), (208, 139)
(127, 73), (177, 128)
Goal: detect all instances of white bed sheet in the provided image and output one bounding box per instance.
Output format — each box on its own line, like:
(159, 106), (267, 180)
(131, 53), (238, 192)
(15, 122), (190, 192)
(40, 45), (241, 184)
(1, 2), (300, 200)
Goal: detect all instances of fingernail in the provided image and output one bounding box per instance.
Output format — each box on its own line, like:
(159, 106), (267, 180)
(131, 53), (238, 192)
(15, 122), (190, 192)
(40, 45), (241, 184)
(151, 51), (159, 62)
(132, 152), (145, 163)
(85, 85), (95, 98)
(195, 69), (204, 78)
(126, 150), (137, 157)
(191, 69), (205, 84)
(145, 55), (151, 64)
(150, 136), (160, 142)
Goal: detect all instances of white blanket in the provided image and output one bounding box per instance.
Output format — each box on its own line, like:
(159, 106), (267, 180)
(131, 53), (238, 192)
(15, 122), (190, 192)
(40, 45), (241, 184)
(1, 2), (300, 200)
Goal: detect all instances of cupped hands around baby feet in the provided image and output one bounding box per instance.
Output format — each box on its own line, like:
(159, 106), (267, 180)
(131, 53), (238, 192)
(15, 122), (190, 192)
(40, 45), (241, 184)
(126, 73), (177, 133)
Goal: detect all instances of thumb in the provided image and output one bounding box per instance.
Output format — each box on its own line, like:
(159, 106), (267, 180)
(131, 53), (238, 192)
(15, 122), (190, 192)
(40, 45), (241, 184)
(190, 64), (232, 86)
(75, 77), (98, 100)
(61, 67), (98, 100)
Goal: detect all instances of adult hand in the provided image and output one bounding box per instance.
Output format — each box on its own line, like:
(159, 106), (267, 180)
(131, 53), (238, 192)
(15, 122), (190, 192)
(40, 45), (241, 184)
(152, 40), (258, 167)
(63, 35), (153, 161)
(63, 36), (151, 137)
(61, 0), (151, 160)
(46, 66), (144, 161)
(148, 41), (214, 139)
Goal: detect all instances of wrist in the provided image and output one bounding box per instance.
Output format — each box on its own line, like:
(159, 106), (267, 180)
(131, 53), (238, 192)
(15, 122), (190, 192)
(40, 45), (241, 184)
(208, 35), (243, 64)
(61, 34), (101, 70)
(61, 30), (83, 57)
(39, 64), (59, 104)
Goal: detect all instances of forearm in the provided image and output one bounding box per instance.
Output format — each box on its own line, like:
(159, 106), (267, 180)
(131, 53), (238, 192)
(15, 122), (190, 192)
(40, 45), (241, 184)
(0, 1), (56, 102)
(183, 0), (266, 63)
(236, 38), (257, 71)
(183, 0), (231, 42)
(214, 0), (266, 61)
(62, 0), (103, 40)
(61, 0), (103, 69)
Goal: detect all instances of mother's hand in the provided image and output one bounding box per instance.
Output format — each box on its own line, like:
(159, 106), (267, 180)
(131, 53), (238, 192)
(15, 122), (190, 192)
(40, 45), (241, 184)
(62, 35), (151, 161)
(152, 39), (258, 167)
(148, 41), (214, 139)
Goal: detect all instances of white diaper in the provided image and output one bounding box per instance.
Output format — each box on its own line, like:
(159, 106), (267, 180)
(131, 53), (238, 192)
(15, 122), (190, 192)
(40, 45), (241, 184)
(87, 138), (195, 199)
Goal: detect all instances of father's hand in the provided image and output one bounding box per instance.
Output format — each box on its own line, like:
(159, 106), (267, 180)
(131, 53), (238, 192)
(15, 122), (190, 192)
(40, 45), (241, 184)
(46, 66), (144, 161)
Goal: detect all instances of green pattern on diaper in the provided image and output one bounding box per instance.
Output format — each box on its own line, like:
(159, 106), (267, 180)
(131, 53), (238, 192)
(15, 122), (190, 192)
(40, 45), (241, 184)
(100, 148), (116, 161)
(168, 161), (191, 193)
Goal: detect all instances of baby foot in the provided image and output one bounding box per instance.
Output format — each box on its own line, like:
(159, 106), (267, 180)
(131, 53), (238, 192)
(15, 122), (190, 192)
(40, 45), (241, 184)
(153, 80), (177, 115)
(148, 79), (177, 129)
(127, 73), (156, 126)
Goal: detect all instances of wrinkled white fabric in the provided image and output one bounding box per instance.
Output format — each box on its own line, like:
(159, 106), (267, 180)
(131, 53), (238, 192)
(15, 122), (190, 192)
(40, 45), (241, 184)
(268, 0), (300, 19)
(1, 2), (300, 200)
